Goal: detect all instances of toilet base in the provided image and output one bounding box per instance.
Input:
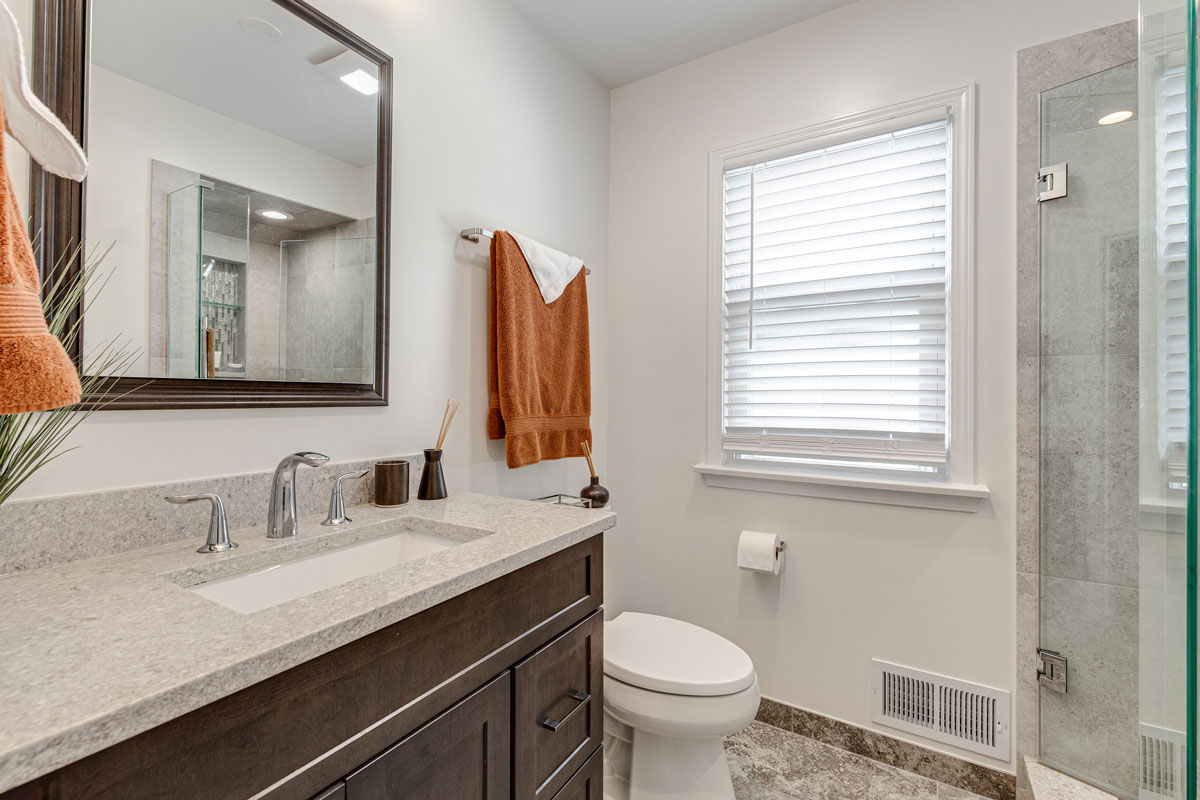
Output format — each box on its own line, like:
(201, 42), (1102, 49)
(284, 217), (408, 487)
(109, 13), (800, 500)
(603, 715), (737, 800)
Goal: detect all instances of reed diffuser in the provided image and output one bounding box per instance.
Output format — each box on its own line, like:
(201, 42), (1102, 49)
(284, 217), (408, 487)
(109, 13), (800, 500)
(419, 399), (459, 500)
(578, 440), (609, 508)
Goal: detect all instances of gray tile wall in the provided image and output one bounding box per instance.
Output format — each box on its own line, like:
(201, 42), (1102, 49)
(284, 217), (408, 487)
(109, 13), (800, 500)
(280, 218), (376, 384)
(246, 239), (283, 381)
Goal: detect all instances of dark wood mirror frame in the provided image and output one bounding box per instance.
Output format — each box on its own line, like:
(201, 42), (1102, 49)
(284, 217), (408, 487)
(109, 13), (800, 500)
(29, 0), (392, 409)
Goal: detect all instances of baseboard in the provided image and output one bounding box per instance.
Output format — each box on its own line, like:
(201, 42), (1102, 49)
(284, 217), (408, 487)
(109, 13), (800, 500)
(756, 697), (1017, 800)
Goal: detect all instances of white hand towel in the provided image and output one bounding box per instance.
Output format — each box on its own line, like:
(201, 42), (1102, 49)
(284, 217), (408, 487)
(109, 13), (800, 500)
(510, 231), (586, 304)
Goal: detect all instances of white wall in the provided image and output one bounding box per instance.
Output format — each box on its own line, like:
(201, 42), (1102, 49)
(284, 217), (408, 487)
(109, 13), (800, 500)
(11, 0), (610, 505)
(85, 66), (375, 372)
(605, 0), (1134, 773)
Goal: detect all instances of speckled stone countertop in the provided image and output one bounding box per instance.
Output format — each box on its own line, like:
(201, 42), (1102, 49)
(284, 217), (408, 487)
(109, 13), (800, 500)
(0, 493), (615, 793)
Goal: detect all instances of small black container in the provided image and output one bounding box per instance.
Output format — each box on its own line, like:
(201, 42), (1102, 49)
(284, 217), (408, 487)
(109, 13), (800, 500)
(418, 449), (448, 500)
(579, 475), (609, 509)
(374, 460), (410, 507)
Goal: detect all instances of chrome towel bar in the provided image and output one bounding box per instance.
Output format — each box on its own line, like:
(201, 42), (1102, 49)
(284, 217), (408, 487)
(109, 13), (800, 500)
(460, 228), (591, 274)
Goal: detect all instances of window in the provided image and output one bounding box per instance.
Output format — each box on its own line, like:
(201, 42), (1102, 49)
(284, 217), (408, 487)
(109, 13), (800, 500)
(697, 88), (985, 511)
(1153, 64), (1188, 491)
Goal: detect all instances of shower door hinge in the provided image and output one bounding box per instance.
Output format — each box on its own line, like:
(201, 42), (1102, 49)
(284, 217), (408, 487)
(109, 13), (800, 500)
(1036, 649), (1068, 693)
(1036, 163), (1067, 203)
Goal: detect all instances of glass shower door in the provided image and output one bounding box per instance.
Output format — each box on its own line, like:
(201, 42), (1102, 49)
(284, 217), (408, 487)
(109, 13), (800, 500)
(166, 184), (201, 378)
(165, 182), (250, 379)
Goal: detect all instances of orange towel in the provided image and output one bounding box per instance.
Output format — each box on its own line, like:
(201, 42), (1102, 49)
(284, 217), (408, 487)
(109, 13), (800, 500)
(0, 82), (81, 414)
(488, 231), (591, 468)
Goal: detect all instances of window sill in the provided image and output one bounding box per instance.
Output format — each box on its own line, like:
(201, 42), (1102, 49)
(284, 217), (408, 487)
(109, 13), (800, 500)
(1139, 498), (1186, 534)
(693, 463), (990, 513)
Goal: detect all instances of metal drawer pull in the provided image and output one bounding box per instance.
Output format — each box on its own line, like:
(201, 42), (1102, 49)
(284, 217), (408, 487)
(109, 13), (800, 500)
(540, 690), (591, 731)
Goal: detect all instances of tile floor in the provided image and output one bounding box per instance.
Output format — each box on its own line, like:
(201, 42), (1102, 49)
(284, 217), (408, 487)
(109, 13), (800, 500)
(727, 722), (991, 800)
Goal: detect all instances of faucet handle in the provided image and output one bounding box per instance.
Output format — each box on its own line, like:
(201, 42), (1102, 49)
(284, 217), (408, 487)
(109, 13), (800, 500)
(166, 493), (238, 553)
(322, 470), (369, 526)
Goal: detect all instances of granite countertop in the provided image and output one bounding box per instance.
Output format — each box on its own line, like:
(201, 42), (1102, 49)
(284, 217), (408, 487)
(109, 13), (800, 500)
(0, 493), (615, 793)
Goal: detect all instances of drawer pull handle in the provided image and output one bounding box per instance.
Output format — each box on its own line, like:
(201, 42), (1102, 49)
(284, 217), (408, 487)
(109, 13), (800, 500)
(540, 689), (591, 731)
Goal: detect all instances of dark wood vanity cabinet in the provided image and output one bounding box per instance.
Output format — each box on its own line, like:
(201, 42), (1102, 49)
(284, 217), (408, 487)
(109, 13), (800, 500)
(3, 536), (604, 800)
(548, 748), (604, 800)
(514, 612), (604, 799)
(344, 672), (512, 799)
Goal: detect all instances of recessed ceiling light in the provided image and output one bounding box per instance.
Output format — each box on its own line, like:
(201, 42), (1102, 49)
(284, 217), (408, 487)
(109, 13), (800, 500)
(1098, 110), (1133, 125)
(239, 16), (281, 43)
(257, 209), (293, 221)
(340, 69), (379, 96)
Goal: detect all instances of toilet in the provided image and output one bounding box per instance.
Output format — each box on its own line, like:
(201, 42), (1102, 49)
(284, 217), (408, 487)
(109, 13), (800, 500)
(602, 612), (760, 800)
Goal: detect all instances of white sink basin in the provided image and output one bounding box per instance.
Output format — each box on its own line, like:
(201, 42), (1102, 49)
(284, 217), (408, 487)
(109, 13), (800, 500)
(190, 529), (463, 614)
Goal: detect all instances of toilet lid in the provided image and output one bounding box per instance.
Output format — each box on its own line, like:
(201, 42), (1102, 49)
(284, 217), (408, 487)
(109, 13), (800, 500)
(604, 612), (756, 697)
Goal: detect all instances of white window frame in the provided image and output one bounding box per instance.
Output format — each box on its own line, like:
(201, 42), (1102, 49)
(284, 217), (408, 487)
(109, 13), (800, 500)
(694, 86), (989, 512)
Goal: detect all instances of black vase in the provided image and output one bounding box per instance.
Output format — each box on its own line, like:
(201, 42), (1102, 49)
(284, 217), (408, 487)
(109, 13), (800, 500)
(418, 449), (448, 500)
(579, 475), (609, 508)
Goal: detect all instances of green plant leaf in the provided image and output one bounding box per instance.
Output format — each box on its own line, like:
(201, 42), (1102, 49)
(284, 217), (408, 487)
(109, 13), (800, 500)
(0, 242), (140, 506)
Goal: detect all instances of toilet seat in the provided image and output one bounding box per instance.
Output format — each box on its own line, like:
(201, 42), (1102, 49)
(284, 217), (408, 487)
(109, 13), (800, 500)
(604, 612), (755, 697)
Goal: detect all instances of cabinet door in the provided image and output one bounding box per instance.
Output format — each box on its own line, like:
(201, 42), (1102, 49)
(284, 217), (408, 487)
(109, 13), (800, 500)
(514, 611), (603, 799)
(345, 672), (510, 800)
(550, 747), (602, 800)
(311, 783), (345, 800)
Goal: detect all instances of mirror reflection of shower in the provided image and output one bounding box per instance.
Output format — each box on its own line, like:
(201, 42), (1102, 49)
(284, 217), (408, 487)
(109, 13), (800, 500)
(160, 166), (376, 383)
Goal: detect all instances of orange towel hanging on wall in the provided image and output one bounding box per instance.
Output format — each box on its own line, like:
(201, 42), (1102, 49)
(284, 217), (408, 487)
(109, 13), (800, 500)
(0, 79), (82, 415)
(488, 230), (591, 468)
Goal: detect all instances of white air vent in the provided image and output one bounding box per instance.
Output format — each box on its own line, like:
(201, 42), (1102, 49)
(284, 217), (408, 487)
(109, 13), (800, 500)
(1140, 723), (1185, 800)
(871, 660), (1010, 760)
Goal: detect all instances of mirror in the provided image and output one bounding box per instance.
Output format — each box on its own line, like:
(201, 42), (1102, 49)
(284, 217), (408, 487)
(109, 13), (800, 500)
(34, 0), (391, 407)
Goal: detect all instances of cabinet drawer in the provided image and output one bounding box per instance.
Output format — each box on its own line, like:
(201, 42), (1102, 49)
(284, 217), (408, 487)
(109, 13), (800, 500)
(551, 746), (603, 800)
(514, 611), (603, 799)
(345, 672), (511, 799)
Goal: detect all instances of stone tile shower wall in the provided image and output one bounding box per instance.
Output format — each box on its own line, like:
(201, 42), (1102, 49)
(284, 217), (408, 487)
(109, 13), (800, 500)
(280, 218), (376, 384)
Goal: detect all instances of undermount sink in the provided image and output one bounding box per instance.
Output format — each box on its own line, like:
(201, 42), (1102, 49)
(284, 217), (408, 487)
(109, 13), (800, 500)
(189, 529), (464, 614)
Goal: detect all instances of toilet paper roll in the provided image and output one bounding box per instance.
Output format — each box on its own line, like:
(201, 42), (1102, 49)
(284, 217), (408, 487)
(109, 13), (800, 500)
(737, 530), (783, 574)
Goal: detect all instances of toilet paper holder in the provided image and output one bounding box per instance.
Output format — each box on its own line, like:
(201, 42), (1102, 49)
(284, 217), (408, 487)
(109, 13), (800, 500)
(775, 541), (787, 556)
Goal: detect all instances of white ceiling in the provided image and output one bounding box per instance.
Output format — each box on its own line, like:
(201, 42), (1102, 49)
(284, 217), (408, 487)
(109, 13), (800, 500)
(91, 0), (379, 166)
(512, 0), (861, 88)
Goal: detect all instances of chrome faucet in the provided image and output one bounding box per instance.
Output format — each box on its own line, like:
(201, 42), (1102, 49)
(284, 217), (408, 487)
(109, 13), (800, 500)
(165, 493), (238, 553)
(268, 452), (330, 538)
(322, 470), (369, 526)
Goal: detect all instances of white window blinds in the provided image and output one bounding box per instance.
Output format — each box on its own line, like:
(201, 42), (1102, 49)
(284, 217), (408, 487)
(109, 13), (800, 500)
(1156, 65), (1189, 486)
(721, 117), (951, 475)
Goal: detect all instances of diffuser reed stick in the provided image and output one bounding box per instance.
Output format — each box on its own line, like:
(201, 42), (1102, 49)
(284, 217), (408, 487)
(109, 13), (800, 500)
(580, 440), (597, 478)
(435, 399), (460, 450)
